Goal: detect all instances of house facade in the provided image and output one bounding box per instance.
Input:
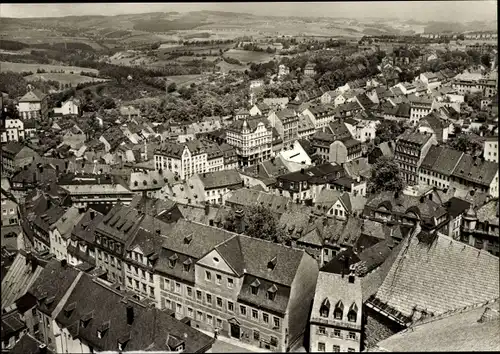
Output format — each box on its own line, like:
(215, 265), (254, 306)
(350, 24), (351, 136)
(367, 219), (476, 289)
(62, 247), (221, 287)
(395, 131), (437, 185)
(17, 89), (49, 120)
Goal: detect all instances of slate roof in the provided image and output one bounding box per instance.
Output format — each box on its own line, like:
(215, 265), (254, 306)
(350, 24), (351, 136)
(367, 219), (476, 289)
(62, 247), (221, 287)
(372, 299), (500, 352)
(10, 333), (54, 354)
(420, 145), (463, 176)
(226, 189), (292, 214)
(445, 197), (472, 218)
(397, 131), (432, 145)
(452, 154), (498, 187)
(373, 232), (499, 320)
(97, 203), (144, 243)
(27, 260), (80, 316)
(70, 208), (104, 244)
(198, 169), (242, 190)
(476, 199), (499, 225)
(55, 271), (214, 352)
(33, 205), (66, 235)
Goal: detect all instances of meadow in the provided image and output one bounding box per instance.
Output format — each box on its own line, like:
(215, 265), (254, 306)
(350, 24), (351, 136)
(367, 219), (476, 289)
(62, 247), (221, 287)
(24, 73), (108, 85)
(0, 61), (99, 74)
(223, 49), (276, 64)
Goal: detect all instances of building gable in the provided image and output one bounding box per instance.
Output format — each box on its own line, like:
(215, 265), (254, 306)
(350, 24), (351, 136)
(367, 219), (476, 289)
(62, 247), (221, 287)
(197, 249), (237, 276)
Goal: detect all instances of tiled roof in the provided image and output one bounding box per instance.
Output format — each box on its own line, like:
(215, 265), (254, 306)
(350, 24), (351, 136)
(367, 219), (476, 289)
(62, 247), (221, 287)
(198, 169), (242, 190)
(27, 260), (80, 316)
(71, 208), (104, 244)
(97, 203), (144, 243)
(226, 189), (292, 214)
(55, 271), (214, 352)
(33, 205), (66, 235)
(10, 333), (55, 354)
(51, 207), (85, 240)
(397, 130), (432, 145)
(1, 252), (45, 311)
(476, 199), (499, 225)
(373, 299), (500, 352)
(19, 89), (46, 102)
(452, 154), (498, 186)
(420, 145), (463, 176)
(374, 232), (499, 320)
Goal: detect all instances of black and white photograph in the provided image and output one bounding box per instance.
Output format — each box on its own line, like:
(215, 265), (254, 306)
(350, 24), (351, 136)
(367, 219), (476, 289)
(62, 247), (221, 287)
(0, 1), (498, 353)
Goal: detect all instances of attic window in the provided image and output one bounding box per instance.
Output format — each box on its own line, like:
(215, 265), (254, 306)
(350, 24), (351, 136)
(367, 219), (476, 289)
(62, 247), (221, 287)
(97, 321), (110, 339)
(183, 258), (192, 272)
(320, 298), (330, 318)
(45, 296), (55, 306)
(250, 279), (261, 295)
(184, 234), (192, 245)
(168, 253), (179, 268)
(64, 302), (76, 317)
(80, 312), (93, 328)
(334, 301), (344, 320)
(134, 181), (138, 187)
(266, 284), (277, 301)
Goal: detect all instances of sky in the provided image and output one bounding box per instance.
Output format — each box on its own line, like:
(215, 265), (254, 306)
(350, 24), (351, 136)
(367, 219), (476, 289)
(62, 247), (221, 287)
(0, 1), (497, 22)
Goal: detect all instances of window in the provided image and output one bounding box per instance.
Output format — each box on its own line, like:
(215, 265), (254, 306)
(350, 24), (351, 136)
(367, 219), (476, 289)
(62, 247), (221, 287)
(267, 290), (276, 301)
(318, 342), (325, 352)
(216, 274), (222, 284)
(196, 311), (203, 321)
(334, 301), (344, 320)
(240, 305), (247, 316)
(318, 326), (326, 335)
(253, 330), (260, 341)
(216, 297), (223, 308)
(334, 329), (341, 337)
(187, 287), (192, 297)
(228, 301), (234, 312)
(166, 299), (172, 309)
(205, 271), (212, 281)
(175, 282), (181, 294)
(206, 293), (212, 304)
(333, 345), (340, 352)
(164, 278), (170, 289)
(196, 290), (202, 301)
(127, 277), (132, 286)
(187, 307), (193, 318)
(263, 313), (269, 323)
(149, 286), (154, 297)
(206, 314), (213, 325)
(216, 318), (222, 328)
(273, 317), (280, 329)
(176, 303), (182, 313)
(348, 332), (356, 340)
(252, 309), (258, 320)
(227, 277), (234, 288)
(270, 337), (278, 347)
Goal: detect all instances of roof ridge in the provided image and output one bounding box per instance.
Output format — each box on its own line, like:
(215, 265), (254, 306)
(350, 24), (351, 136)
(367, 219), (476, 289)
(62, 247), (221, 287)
(436, 232), (500, 259)
(408, 297), (500, 329)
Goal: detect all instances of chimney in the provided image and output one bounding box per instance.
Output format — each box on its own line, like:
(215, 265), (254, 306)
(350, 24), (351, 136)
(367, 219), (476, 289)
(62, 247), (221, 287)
(90, 211), (95, 220)
(156, 229), (161, 235)
(126, 305), (134, 325)
(205, 203), (210, 216)
(61, 259), (67, 268)
(65, 161), (69, 170)
(301, 168), (305, 174)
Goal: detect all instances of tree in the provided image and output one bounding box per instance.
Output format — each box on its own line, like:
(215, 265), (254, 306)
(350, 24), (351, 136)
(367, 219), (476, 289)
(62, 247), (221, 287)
(448, 133), (483, 155)
(480, 54), (491, 68)
(375, 120), (406, 145)
(167, 82), (177, 92)
(368, 156), (404, 194)
(222, 205), (291, 245)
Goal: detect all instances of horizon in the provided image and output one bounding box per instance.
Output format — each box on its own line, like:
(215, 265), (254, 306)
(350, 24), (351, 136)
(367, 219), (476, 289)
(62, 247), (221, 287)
(0, 1), (498, 22)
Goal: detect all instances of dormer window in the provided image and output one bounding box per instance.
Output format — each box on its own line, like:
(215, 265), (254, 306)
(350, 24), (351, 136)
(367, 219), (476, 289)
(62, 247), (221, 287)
(334, 301), (344, 320)
(250, 279), (261, 295)
(183, 258), (192, 272)
(267, 284), (277, 301)
(169, 253), (178, 268)
(348, 303), (358, 323)
(80, 312), (93, 328)
(45, 296), (55, 307)
(184, 234), (192, 244)
(320, 298), (330, 317)
(64, 302), (76, 317)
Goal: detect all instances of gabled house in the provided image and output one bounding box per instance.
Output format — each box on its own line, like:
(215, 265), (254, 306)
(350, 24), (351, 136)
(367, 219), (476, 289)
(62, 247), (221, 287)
(188, 169), (242, 205)
(417, 111), (451, 142)
(249, 102), (271, 117)
(53, 98), (80, 116)
(17, 89), (48, 120)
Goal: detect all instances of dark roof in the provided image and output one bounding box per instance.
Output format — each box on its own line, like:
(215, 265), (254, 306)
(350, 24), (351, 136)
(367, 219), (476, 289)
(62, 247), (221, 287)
(27, 260), (80, 316)
(2, 141), (27, 156)
(452, 154), (499, 186)
(420, 145), (463, 176)
(397, 131), (432, 145)
(97, 203), (144, 243)
(278, 163), (344, 183)
(71, 208), (104, 244)
(55, 271), (214, 352)
(198, 169), (242, 190)
(10, 333), (54, 354)
(445, 197), (472, 218)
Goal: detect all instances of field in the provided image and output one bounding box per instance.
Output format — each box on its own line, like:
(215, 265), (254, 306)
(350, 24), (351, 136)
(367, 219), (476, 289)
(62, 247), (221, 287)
(0, 61), (99, 74)
(24, 73), (108, 85)
(223, 49), (276, 64)
(216, 61), (248, 73)
(165, 74), (204, 87)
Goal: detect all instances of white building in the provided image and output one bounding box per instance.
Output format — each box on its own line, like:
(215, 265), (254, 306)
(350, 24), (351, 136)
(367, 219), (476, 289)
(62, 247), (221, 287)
(484, 135), (499, 163)
(53, 98), (80, 116)
(1, 118), (25, 143)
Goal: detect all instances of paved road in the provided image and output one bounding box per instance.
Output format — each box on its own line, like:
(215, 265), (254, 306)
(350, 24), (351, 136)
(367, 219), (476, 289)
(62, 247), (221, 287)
(212, 339), (254, 353)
